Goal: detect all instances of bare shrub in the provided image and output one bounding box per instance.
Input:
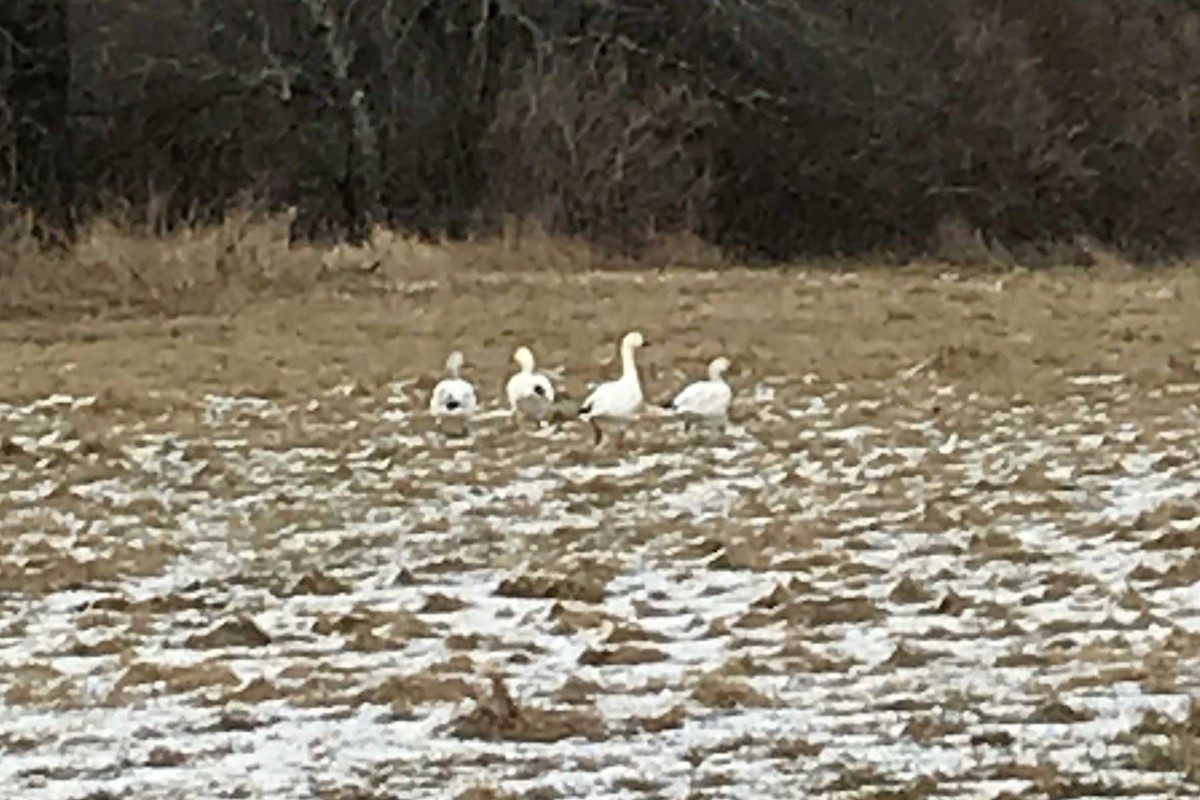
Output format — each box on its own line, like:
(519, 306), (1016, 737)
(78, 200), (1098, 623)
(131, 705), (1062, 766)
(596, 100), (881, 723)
(927, 215), (1012, 268)
(482, 45), (715, 254)
(927, 0), (1200, 259)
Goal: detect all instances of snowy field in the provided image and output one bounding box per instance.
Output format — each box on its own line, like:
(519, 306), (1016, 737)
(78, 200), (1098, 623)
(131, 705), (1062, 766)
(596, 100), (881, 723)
(2, 362), (1199, 799)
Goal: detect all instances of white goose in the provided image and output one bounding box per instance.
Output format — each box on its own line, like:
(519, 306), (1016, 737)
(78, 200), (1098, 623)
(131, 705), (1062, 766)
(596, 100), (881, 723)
(663, 356), (733, 432)
(429, 351), (477, 434)
(506, 346), (556, 426)
(578, 331), (647, 446)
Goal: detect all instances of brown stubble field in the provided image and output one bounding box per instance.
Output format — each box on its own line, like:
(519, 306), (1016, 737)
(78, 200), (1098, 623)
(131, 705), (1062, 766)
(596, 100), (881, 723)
(1, 226), (1200, 799)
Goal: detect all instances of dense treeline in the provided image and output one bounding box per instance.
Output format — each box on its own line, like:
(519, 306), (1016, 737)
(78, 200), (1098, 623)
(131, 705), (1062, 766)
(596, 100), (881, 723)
(2, 0), (1200, 261)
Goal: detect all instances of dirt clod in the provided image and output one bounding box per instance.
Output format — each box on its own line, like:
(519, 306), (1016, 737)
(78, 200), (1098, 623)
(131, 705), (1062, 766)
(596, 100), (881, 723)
(455, 675), (604, 743)
(578, 645), (669, 667)
(420, 593), (469, 613)
(146, 746), (187, 768)
(691, 675), (773, 709)
(889, 577), (934, 604)
(497, 572), (607, 604)
(186, 616), (271, 649)
(277, 571), (349, 597)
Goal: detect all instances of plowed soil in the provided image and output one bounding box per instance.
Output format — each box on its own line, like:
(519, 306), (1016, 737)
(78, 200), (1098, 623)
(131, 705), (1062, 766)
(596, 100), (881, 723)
(2, 263), (1199, 799)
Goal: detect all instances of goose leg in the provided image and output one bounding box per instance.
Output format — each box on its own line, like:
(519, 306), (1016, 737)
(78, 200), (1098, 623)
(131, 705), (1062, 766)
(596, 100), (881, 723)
(615, 425), (628, 452)
(590, 419), (604, 447)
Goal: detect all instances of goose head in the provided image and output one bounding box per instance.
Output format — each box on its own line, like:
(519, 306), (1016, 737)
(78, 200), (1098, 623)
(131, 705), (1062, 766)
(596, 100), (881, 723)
(620, 331), (647, 352)
(513, 346), (536, 372)
(445, 351), (465, 376)
(708, 356), (731, 379)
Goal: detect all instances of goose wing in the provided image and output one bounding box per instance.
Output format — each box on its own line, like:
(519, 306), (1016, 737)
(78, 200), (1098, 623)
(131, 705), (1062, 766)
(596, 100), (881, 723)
(431, 378), (477, 414)
(581, 378), (641, 418)
(669, 379), (732, 417)
(507, 371), (556, 406)
(532, 373), (556, 403)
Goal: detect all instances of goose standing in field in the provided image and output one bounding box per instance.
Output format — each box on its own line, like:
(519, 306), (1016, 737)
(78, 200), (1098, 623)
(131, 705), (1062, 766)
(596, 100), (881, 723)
(662, 356), (733, 433)
(429, 351), (477, 435)
(506, 345), (556, 427)
(578, 331), (648, 447)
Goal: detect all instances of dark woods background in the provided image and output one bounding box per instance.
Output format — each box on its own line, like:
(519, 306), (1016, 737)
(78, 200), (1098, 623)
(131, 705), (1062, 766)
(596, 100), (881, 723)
(3, 0), (1200, 262)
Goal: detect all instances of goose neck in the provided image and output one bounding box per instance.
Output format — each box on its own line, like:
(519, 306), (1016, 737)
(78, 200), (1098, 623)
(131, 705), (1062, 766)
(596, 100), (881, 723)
(620, 345), (639, 380)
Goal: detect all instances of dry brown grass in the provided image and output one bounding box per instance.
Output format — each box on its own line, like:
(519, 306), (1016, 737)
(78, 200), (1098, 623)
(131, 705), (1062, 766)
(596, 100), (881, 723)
(0, 215), (751, 413)
(1, 211), (313, 317)
(2, 212), (1200, 419)
(0, 212), (615, 319)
